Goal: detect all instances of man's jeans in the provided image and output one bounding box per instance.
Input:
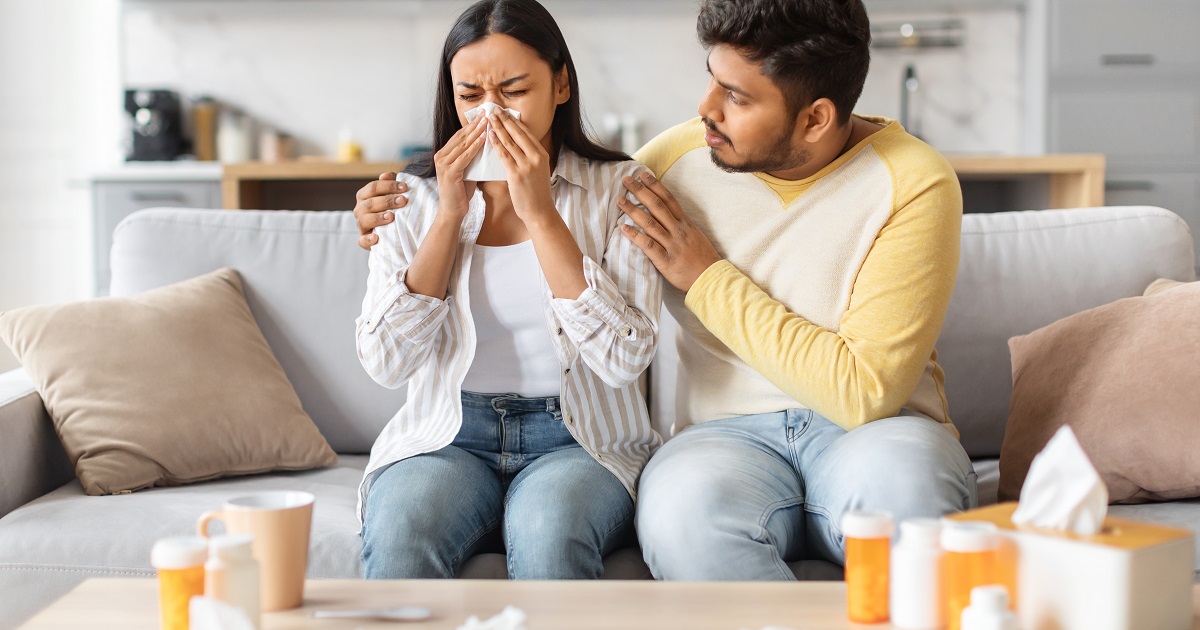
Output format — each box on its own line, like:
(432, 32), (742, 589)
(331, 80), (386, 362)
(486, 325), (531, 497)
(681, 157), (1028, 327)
(362, 391), (634, 579)
(636, 409), (978, 580)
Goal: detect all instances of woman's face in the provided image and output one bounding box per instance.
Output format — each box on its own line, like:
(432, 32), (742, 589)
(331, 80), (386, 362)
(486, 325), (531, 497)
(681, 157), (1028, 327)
(449, 33), (570, 151)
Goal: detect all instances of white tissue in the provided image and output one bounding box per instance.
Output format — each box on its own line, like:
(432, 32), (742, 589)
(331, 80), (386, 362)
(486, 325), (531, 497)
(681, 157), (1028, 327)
(1011, 425), (1108, 535)
(189, 597), (257, 630)
(457, 605), (528, 630)
(464, 102), (522, 182)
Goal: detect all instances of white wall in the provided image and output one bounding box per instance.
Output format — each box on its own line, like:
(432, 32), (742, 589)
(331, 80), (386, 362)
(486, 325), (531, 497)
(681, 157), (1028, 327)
(119, 0), (1024, 161)
(0, 0), (123, 372)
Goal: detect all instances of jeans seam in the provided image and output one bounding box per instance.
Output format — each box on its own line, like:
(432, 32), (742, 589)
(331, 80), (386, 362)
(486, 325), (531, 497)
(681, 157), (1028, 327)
(755, 496), (805, 581)
(451, 518), (501, 570)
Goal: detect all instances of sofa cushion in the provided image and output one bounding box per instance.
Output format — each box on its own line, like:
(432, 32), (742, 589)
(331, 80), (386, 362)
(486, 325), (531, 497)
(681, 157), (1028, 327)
(938, 207), (1195, 458)
(0, 267), (338, 495)
(1000, 279), (1200, 504)
(109, 209), (406, 454)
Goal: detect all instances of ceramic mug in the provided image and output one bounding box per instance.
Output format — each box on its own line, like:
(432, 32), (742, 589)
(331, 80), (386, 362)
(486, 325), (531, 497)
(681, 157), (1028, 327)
(197, 491), (314, 611)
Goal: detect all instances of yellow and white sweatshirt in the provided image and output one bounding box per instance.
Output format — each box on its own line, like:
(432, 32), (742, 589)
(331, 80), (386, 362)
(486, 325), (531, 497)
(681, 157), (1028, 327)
(634, 116), (962, 435)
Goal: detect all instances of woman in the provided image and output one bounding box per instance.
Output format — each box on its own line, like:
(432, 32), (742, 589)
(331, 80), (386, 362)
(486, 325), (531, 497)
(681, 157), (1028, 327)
(354, 0), (662, 580)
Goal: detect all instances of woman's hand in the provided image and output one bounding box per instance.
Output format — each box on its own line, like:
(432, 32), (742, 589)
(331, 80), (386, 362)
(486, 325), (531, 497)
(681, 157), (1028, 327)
(487, 110), (558, 228)
(434, 115), (488, 222)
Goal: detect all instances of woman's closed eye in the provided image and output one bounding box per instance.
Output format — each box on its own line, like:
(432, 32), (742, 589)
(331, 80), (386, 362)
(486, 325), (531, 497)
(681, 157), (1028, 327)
(458, 93), (483, 102)
(502, 90), (527, 98)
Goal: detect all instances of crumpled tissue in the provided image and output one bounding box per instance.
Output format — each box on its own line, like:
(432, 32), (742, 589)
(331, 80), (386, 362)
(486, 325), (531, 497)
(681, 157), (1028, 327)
(457, 605), (528, 630)
(1011, 424), (1108, 535)
(464, 101), (522, 182)
(189, 597), (256, 630)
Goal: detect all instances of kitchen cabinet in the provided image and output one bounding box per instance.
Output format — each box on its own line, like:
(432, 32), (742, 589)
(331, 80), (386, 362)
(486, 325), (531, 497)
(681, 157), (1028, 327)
(1046, 0), (1200, 270)
(91, 175), (221, 295)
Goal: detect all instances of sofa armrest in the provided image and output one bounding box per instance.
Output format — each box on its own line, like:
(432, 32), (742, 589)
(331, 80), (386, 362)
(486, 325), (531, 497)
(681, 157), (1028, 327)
(0, 368), (73, 518)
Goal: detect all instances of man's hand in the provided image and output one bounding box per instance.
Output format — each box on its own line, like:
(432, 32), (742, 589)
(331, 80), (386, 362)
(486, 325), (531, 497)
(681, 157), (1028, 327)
(354, 172), (408, 250)
(619, 171), (722, 293)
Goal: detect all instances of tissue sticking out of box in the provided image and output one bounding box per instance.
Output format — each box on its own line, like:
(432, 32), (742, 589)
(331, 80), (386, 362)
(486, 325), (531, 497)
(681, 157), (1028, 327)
(464, 102), (522, 182)
(1011, 425), (1108, 535)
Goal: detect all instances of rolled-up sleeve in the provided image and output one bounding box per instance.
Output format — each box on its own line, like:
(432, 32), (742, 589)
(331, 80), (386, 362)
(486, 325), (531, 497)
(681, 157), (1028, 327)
(356, 220), (452, 389)
(549, 165), (662, 388)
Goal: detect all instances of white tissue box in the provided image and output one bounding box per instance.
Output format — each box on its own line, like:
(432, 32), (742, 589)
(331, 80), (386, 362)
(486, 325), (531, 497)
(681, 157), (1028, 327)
(949, 503), (1194, 630)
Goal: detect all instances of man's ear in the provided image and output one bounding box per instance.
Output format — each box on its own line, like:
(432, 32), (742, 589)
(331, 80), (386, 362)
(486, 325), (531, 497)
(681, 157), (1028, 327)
(799, 98), (840, 144)
(554, 67), (571, 106)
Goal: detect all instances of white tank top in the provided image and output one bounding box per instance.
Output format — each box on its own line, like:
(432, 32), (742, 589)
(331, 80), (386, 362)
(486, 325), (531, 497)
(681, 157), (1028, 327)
(461, 241), (561, 397)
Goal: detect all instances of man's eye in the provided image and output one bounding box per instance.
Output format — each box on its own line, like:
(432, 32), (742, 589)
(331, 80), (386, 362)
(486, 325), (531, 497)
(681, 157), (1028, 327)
(727, 91), (744, 105)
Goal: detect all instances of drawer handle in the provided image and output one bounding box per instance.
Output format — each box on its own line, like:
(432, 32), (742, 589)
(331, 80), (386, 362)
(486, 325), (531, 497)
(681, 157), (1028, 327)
(1100, 54), (1156, 66)
(130, 192), (189, 202)
(1104, 180), (1155, 192)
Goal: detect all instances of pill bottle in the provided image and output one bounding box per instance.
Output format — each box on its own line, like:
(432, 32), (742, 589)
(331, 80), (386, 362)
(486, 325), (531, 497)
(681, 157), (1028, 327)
(151, 536), (208, 630)
(960, 585), (1018, 630)
(204, 534), (261, 629)
(842, 510), (894, 624)
(941, 520), (1001, 630)
(890, 518), (944, 629)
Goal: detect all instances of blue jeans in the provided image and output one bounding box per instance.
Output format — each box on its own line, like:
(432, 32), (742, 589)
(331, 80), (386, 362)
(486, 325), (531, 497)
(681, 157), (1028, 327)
(636, 409), (978, 580)
(361, 391), (634, 579)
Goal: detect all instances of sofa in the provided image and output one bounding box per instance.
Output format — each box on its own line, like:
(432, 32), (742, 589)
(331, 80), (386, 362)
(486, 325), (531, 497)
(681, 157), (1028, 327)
(0, 205), (1196, 628)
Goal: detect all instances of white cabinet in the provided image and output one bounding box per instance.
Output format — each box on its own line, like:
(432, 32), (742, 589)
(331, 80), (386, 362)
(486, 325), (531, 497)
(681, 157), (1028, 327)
(91, 179), (221, 295)
(1046, 0), (1200, 270)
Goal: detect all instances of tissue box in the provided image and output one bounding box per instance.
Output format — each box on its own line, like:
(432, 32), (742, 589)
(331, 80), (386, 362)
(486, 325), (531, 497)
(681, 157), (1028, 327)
(948, 503), (1194, 630)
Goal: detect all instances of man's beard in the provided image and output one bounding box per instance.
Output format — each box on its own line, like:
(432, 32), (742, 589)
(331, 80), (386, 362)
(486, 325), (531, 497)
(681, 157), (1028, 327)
(704, 117), (811, 174)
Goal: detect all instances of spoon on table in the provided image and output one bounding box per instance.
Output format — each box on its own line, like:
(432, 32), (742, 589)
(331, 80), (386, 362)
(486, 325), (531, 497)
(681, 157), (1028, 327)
(311, 607), (434, 622)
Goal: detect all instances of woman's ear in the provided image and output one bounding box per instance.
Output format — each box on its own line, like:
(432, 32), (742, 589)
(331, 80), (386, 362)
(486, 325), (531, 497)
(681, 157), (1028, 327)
(554, 67), (571, 106)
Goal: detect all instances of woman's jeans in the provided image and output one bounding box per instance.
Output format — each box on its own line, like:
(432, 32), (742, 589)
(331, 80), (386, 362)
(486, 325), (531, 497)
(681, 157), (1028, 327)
(361, 391), (634, 579)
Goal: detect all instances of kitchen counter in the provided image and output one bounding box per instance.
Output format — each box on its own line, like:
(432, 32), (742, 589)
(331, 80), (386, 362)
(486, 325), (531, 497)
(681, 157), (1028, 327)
(90, 161), (223, 183)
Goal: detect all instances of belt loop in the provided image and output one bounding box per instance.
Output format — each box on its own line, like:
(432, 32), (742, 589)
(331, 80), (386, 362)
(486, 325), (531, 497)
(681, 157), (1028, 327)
(546, 397), (557, 414)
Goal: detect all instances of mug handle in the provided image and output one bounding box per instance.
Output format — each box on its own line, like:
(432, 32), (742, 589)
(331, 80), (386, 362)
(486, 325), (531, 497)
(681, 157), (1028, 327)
(197, 510), (224, 538)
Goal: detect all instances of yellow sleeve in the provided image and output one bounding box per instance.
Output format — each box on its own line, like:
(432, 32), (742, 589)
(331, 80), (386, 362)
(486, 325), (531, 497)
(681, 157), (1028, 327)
(682, 142), (962, 430)
(633, 118), (707, 179)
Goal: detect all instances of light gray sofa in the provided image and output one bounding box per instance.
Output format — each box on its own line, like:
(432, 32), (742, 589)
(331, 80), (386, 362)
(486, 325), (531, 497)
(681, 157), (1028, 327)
(0, 205), (1196, 628)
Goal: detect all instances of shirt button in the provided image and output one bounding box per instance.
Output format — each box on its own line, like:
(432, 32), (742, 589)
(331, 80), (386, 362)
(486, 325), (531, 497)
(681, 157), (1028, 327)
(564, 368), (571, 375)
(565, 415), (573, 425)
(556, 327), (563, 335)
(621, 326), (633, 337)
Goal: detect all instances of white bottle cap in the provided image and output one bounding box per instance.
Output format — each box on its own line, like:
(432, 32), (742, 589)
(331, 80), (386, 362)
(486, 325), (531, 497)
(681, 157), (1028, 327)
(208, 534), (255, 561)
(151, 536), (208, 569)
(940, 520), (999, 552)
(898, 517), (942, 546)
(970, 585), (1011, 609)
(841, 510), (895, 539)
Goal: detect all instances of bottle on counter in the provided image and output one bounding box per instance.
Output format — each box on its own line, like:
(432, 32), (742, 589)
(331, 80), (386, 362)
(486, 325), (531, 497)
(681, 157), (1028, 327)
(191, 97), (218, 162)
(842, 510), (894, 624)
(217, 107), (254, 164)
(204, 534), (261, 629)
(891, 518), (944, 629)
(151, 536), (208, 630)
(337, 128), (363, 163)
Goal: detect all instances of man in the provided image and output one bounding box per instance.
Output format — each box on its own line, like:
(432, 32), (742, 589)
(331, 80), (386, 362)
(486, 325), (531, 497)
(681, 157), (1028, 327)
(354, 0), (975, 580)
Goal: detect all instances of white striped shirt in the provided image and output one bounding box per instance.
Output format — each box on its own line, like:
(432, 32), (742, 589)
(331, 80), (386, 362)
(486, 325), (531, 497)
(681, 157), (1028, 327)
(355, 150), (663, 524)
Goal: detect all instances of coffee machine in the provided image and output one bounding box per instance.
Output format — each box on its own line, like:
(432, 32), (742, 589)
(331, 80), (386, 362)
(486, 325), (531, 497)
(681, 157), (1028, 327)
(124, 89), (185, 161)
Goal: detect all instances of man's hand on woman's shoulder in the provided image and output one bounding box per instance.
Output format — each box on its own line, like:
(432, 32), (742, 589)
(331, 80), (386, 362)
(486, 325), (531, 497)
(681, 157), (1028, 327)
(354, 172), (409, 250)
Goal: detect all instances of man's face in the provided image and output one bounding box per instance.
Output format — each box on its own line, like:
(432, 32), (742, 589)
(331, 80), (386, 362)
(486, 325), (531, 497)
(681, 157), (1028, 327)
(698, 45), (810, 174)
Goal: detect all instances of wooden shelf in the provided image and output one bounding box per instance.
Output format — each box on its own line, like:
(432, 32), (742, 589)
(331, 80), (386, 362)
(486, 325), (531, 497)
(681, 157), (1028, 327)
(222, 160), (406, 210)
(947, 154), (1106, 209)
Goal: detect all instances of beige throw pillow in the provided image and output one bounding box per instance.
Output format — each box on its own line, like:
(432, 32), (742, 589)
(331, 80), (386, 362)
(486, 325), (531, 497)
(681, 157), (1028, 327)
(999, 279), (1200, 504)
(0, 267), (337, 495)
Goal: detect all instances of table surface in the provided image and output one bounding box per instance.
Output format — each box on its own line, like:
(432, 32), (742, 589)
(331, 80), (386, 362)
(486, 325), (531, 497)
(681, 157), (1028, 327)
(18, 578), (1200, 629)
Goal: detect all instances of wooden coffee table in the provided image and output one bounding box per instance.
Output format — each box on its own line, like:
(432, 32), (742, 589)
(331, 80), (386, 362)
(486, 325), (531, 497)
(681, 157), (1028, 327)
(18, 578), (1200, 629)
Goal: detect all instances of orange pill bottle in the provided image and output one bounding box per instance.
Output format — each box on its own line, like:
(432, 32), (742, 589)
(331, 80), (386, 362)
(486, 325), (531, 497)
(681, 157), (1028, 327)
(842, 510), (895, 624)
(151, 537), (208, 630)
(940, 521), (1007, 630)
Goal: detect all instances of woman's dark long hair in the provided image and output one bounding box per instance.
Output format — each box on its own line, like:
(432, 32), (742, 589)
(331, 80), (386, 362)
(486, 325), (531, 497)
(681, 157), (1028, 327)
(405, 0), (629, 178)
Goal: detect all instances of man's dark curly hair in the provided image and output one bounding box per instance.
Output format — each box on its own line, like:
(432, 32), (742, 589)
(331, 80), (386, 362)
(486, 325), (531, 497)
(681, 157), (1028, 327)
(697, 0), (871, 125)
